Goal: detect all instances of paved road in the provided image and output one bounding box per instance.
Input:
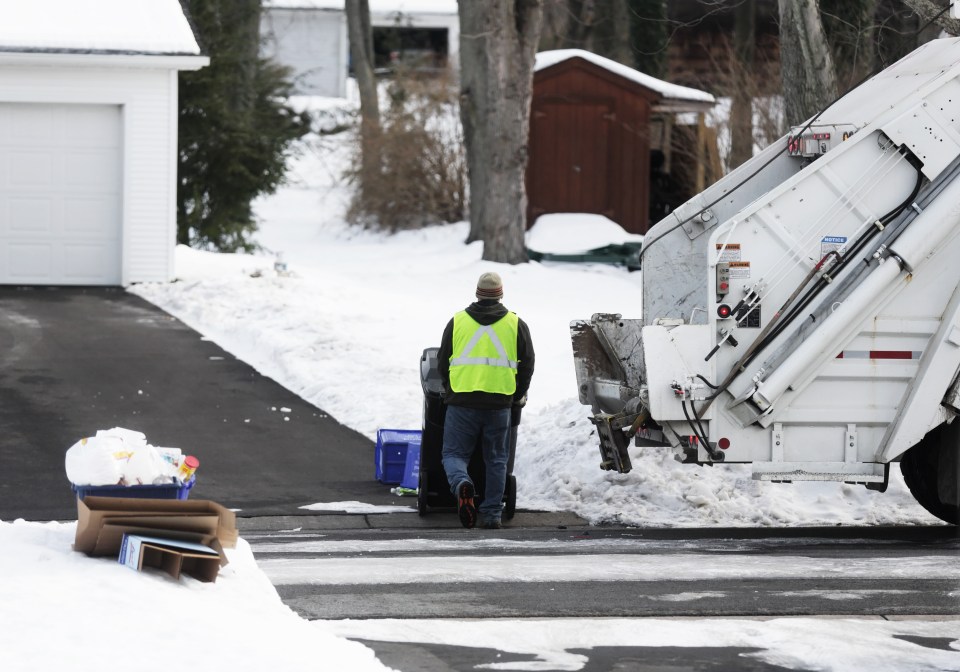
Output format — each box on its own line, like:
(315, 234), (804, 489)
(248, 521), (960, 619)
(0, 287), (392, 521)
(244, 517), (960, 671)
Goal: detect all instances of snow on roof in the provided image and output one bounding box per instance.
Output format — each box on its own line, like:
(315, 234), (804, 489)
(0, 0), (201, 55)
(264, 0), (458, 14)
(535, 49), (715, 106)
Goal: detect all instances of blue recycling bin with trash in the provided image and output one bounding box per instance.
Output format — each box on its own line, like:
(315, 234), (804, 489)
(71, 476), (196, 500)
(64, 429), (199, 501)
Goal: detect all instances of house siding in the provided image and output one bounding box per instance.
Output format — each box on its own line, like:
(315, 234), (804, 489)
(0, 65), (179, 285)
(262, 8), (347, 97)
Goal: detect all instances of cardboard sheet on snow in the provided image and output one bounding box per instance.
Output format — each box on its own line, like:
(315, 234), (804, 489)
(95, 516), (223, 556)
(74, 496), (237, 556)
(119, 534), (223, 582)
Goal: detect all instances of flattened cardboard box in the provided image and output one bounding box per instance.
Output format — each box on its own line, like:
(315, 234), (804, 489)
(95, 516), (222, 556)
(119, 533), (224, 583)
(75, 496), (237, 557)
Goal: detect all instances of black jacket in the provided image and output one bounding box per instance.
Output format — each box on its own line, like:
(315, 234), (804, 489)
(438, 299), (535, 409)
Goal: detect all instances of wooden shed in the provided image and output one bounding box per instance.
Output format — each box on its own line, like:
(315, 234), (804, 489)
(527, 50), (716, 235)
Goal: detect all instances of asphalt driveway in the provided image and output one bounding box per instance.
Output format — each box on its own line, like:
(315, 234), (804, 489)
(0, 287), (393, 521)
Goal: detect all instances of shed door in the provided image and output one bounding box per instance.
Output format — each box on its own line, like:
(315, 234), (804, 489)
(0, 103), (122, 286)
(529, 99), (613, 220)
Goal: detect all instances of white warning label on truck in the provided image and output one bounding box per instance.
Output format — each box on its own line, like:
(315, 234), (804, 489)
(727, 261), (751, 279)
(821, 236), (847, 258)
(715, 243), (741, 262)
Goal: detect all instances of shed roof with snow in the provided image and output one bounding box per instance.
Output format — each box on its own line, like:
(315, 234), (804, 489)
(535, 49), (716, 113)
(0, 0), (207, 286)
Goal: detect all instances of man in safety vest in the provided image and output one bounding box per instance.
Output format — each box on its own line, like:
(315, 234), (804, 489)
(437, 272), (535, 529)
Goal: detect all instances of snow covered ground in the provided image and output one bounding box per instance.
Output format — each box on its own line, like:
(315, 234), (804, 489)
(2, 97), (956, 672)
(0, 520), (390, 671)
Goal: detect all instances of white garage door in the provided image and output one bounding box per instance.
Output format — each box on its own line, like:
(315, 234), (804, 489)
(0, 103), (122, 285)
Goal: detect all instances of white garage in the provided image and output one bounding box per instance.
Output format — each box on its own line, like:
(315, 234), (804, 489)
(0, 0), (208, 286)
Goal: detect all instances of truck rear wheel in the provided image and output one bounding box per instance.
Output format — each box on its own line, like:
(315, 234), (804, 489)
(900, 423), (960, 525)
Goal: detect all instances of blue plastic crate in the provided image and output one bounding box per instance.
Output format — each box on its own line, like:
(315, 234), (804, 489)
(399, 444), (420, 490)
(71, 476), (196, 501)
(376, 429), (422, 484)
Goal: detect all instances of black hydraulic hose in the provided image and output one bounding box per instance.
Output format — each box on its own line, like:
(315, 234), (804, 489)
(753, 165), (924, 358)
(696, 374), (719, 390)
(682, 399), (722, 461)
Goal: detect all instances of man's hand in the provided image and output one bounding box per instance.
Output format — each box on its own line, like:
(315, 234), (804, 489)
(513, 394), (527, 408)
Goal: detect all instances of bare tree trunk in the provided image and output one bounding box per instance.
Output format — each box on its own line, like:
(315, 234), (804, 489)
(345, 0), (381, 183)
(854, 0), (877, 83)
(538, 0), (570, 51)
(628, 0), (668, 78)
(558, 0), (631, 65)
(778, 0), (839, 127)
(459, 0), (544, 263)
(563, 0), (594, 48)
(729, 0), (756, 169)
(901, 0), (960, 35)
(820, 0), (877, 89)
(591, 0), (632, 65)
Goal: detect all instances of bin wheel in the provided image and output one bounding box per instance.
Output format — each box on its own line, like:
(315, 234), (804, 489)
(417, 471), (429, 516)
(503, 475), (517, 520)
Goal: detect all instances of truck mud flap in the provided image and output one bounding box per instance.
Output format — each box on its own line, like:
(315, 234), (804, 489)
(590, 413), (634, 473)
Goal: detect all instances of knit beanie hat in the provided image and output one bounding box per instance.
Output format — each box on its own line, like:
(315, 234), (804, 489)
(476, 272), (504, 301)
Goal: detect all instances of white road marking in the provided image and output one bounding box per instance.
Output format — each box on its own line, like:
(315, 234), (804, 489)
(258, 553), (960, 585)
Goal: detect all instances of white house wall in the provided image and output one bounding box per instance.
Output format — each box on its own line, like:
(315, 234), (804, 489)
(262, 8), (348, 97)
(0, 64), (178, 285)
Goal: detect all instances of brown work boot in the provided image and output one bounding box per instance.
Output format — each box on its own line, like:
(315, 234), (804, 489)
(457, 481), (476, 529)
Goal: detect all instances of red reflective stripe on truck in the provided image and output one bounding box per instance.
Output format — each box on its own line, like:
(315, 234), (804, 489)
(836, 351), (920, 359)
(869, 350), (913, 359)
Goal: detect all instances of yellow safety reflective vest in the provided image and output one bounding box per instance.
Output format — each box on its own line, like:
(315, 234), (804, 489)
(449, 311), (519, 395)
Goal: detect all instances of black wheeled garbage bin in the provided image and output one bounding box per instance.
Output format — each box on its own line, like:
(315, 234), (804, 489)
(418, 347), (519, 519)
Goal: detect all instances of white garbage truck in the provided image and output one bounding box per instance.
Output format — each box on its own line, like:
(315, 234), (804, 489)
(571, 37), (960, 525)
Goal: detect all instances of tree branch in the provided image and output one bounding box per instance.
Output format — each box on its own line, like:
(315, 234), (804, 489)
(901, 0), (960, 35)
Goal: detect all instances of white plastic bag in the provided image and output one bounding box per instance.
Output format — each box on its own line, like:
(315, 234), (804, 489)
(95, 427), (147, 450)
(122, 444), (171, 485)
(64, 436), (123, 486)
(66, 428), (180, 486)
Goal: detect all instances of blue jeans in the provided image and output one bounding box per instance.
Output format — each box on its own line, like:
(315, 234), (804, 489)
(442, 405), (511, 521)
